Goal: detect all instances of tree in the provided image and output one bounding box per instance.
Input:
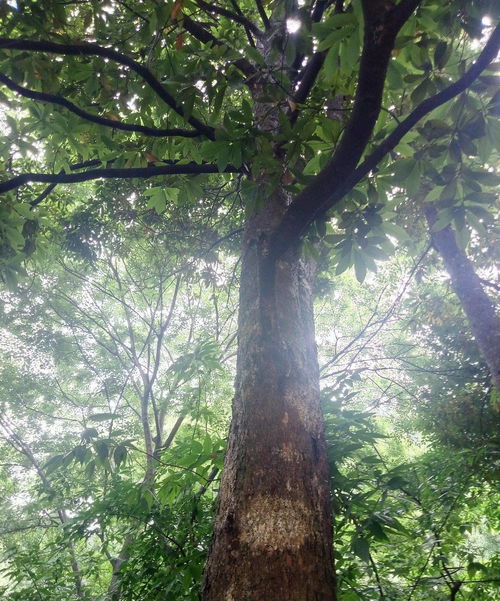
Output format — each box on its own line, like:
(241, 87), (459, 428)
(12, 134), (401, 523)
(2, 248), (498, 601)
(425, 206), (500, 388)
(0, 1), (499, 600)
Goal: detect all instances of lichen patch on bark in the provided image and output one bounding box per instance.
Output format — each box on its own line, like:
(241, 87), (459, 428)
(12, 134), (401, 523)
(240, 496), (311, 551)
(275, 441), (303, 462)
(283, 386), (320, 434)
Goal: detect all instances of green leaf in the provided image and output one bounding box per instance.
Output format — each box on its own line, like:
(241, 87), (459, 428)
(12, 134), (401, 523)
(465, 210), (487, 237)
(142, 488), (154, 511)
(439, 180), (457, 203)
(44, 454), (64, 475)
(323, 45), (340, 84)
(164, 188), (180, 203)
(73, 445), (89, 464)
(462, 114), (486, 139)
(246, 46), (266, 66)
(335, 244), (353, 275)
(466, 170), (500, 187)
(353, 253), (367, 283)
(361, 455), (382, 464)
(385, 476), (408, 489)
(380, 222), (410, 242)
(81, 427), (99, 440)
(340, 33), (360, 74)
(367, 520), (390, 541)
(85, 460), (96, 478)
(114, 444), (127, 467)
(454, 224), (470, 249)
(394, 158), (417, 179)
(145, 187), (167, 214)
(317, 28), (352, 52)
(88, 413), (117, 422)
(467, 561), (486, 578)
(433, 41), (448, 69)
(431, 208), (453, 231)
(411, 79), (430, 106)
(4, 227), (24, 250)
(352, 537), (371, 563)
(362, 245), (389, 261)
(94, 440), (109, 462)
(458, 133), (477, 156)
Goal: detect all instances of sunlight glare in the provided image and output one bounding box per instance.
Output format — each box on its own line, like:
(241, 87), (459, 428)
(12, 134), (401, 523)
(286, 18), (301, 34)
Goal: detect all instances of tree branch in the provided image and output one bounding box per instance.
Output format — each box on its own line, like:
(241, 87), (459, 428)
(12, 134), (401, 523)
(31, 182), (57, 207)
(0, 37), (215, 138)
(254, 0), (270, 29)
(0, 72), (202, 138)
(289, 0), (331, 93)
(276, 5), (500, 259)
(291, 51), (326, 112)
(30, 160), (113, 206)
(272, 0), (421, 254)
(194, 0), (262, 36)
(0, 163), (242, 194)
(229, 0), (258, 47)
(182, 16), (257, 79)
(346, 21), (500, 194)
(115, 0), (148, 22)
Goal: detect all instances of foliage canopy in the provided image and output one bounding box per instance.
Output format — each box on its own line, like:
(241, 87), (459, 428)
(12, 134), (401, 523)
(0, 0), (499, 600)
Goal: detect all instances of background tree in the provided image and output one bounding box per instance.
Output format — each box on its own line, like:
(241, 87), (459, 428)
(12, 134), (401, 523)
(0, 1), (499, 600)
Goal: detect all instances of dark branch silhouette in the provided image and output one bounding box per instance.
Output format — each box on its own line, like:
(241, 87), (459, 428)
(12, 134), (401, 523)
(0, 163), (242, 194)
(182, 16), (257, 78)
(253, 0), (270, 29)
(194, 0), (262, 36)
(0, 37), (215, 138)
(0, 72), (202, 138)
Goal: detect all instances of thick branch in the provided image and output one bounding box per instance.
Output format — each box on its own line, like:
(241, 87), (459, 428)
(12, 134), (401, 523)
(29, 157), (235, 205)
(311, 0), (330, 23)
(273, 0), (419, 251)
(273, 13), (500, 256)
(0, 163), (241, 194)
(0, 37), (215, 138)
(0, 72), (202, 138)
(31, 182), (57, 207)
(30, 160), (111, 206)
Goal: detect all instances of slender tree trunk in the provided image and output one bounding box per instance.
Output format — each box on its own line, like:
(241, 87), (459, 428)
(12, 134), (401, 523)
(202, 198), (336, 600)
(426, 207), (500, 388)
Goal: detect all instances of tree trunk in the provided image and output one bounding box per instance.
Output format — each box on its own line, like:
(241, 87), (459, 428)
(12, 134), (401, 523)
(426, 207), (500, 389)
(202, 200), (336, 601)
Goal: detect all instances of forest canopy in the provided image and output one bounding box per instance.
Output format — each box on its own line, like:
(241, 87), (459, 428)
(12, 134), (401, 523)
(0, 1), (499, 600)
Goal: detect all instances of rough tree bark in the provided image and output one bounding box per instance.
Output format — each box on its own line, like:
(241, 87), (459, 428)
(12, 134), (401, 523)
(426, 208), (500, 389)
(202, 190), (336, 601)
